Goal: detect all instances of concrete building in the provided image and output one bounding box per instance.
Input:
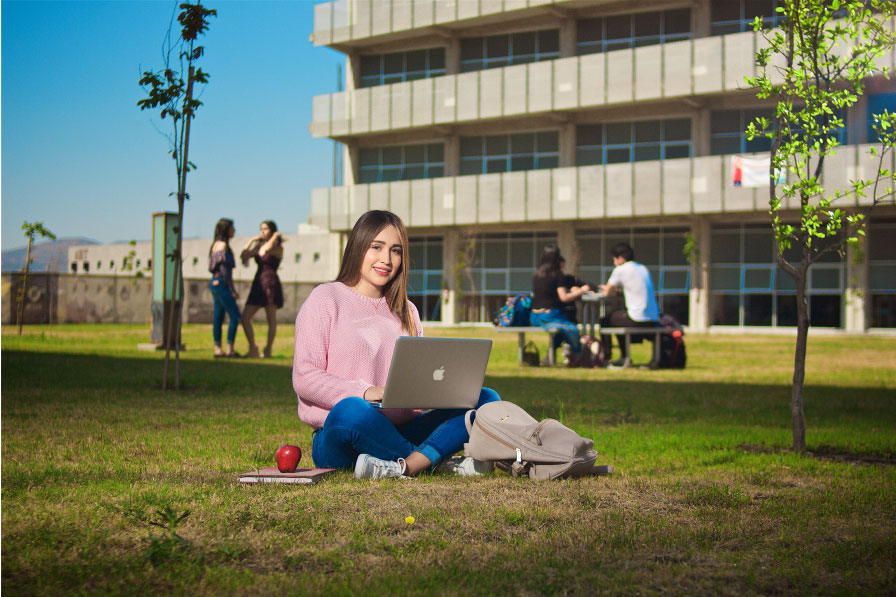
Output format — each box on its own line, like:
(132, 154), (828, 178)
(67, 223), (341, 284)
(307, 0), (896, 331)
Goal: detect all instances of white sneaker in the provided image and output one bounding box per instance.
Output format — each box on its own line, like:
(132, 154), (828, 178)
(354, 454), (411, 480)
(435, 456), (494, 477)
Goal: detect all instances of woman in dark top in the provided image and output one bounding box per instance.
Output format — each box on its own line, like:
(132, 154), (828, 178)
(240, 220), (284, 358)
(530, 245), (593, 366)
(208, 218), (241, 357)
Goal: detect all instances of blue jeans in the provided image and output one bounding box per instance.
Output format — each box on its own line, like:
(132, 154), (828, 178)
(530, 309), (582, 354)
(311, 387), (501, 470)
(210, 279), (241, 345)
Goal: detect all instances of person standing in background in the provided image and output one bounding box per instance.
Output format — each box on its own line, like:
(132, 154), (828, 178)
(208, 218), (241, 358)
(240, 220), (285, 358)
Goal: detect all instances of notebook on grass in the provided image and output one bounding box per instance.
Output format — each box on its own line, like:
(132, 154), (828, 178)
(239, 467), (335, 485)
(375, 337), (492, 410)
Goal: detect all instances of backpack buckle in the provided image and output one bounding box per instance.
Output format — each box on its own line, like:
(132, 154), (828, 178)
(515, 448), (522, 463)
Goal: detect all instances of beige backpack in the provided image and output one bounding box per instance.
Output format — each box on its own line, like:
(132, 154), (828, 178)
(464, 401), (608, 480)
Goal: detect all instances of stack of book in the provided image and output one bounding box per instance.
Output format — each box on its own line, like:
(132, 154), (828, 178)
(238, 467), (336, 485)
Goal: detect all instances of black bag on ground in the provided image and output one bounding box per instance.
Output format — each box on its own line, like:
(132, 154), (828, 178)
(657, 313), (686, 369)
(522, 341), (540, 367)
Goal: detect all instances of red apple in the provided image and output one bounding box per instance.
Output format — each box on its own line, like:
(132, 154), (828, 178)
(275, 444), (302, 473)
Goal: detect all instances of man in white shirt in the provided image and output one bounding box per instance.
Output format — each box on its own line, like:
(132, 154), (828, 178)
(598, 242), (660, 367)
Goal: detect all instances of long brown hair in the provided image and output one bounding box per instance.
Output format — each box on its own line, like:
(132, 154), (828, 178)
(209, 218), (234, 257)
(533, 244), (563, 281)
(335, 210), (417, 336)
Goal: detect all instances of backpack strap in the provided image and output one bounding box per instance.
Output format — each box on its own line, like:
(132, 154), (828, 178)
(509, 448), (530, 477)
(464, 408), (476, 434)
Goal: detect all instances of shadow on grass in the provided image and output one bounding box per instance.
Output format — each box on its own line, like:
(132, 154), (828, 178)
(4, 349), (895, 430)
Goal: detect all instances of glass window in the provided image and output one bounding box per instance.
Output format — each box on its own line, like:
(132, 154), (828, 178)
(359, 48), (446, 88)
(358, 143), (445, 183)
(710, 223), (844, 327)
(710, 109), (775, 155)
(810, 295), (841, 327)
(407, 236), (444, 321)
(459, 232), (558, 322)
(577, 119), (691, 165)
(712, 294), (740, 325)
(576, 9), (692, 56)
(665, 9), (691, 36)
(868, 93), (896, 143)
(459, 131), (559, 176)
(711, 0), (785, 35)
(744, 294), (773, 326)
(577, 227), (692, 324)
(743, 267), (773, 290)
(662, 269), (690, 292)
(461, 29), (560, 72)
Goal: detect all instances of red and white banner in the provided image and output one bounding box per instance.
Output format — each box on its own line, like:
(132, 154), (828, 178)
(731, 155), (783, 188)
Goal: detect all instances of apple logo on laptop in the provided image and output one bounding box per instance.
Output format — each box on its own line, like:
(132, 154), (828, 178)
(432, 366), (445, 381)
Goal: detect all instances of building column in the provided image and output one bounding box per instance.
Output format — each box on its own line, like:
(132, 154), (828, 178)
(559, 17), (575, 58)
(844, 236), (868, 332)
(344, 142), (359, 185)
(345, 52), (360, 90)
(688, 216), (711, 332)
(692, 0), (711, 38)
(441, 229), (461, 325)
(693, 108), (710, 157)
(849, 93), (869, 144)
(556, 221), (577, 270)
(444, 36), (460, 75)
(444, 134), (460, 177)
(559, 121), (576, 168)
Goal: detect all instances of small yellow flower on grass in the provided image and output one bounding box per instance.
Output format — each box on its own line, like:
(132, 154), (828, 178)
(405, 515), (415, 525)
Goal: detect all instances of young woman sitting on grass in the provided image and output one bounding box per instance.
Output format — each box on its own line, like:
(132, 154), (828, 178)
(291, 210), (500, 479)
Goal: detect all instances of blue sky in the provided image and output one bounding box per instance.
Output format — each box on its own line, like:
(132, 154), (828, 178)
(1, 0), (344, 250)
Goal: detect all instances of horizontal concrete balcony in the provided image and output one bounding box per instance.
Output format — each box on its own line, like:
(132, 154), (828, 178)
(310, 26), (895, 140)
(310, 31), (773, 138)
(312, 0), (559, 47)
(309, 145), (892, 232)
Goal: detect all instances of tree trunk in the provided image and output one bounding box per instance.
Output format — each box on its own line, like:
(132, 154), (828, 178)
(161, 65), (195, 391)
(173, 65), (195, 391)
(791, 268), (809, 453)
(17, 236), (33, 335)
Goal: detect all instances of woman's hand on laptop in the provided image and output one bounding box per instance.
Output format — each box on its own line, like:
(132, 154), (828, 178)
(363, 386), (384, 403)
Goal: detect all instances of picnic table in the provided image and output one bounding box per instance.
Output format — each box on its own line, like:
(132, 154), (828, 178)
(499, 293), (673, 368)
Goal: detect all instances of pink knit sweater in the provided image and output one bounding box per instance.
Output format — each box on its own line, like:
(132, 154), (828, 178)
(292, 281), (423, 429)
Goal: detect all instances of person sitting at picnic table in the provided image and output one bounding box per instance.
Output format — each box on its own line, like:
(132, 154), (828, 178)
(530, 245), (594, 367)
(598, 242), (660, 367)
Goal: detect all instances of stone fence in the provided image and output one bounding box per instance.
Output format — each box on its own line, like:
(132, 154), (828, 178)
(1, 273), (318, 325)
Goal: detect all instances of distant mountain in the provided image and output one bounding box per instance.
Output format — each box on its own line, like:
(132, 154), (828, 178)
(2, 238), (99, 273)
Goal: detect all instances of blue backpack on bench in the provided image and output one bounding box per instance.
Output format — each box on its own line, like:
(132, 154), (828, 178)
(493, 294), (532, 327)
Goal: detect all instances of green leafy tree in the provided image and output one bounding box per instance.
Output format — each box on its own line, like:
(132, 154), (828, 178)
(745, 0), (896, 452)
(17, 222), (56, 335)
(138, 1), (216, 390)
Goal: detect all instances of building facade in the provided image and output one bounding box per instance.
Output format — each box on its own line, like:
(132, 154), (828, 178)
(308, 0), (896, 332)
(67, 223), (341, 285)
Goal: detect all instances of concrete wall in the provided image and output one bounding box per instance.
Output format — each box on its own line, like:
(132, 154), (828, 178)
(2, 273), (318, 325)
(309, 145), (895, 232)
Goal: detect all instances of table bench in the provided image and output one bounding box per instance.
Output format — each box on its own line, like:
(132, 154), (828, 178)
(495, 326), (562, 366)
(497, 325), (673, 368)
(599, 327), (674, 369)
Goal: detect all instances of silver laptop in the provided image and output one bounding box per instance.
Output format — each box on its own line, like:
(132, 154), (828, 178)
(376, 337), (492, 410)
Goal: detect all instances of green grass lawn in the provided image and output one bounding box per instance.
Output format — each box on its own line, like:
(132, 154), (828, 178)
(2, 323), (895, 595)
